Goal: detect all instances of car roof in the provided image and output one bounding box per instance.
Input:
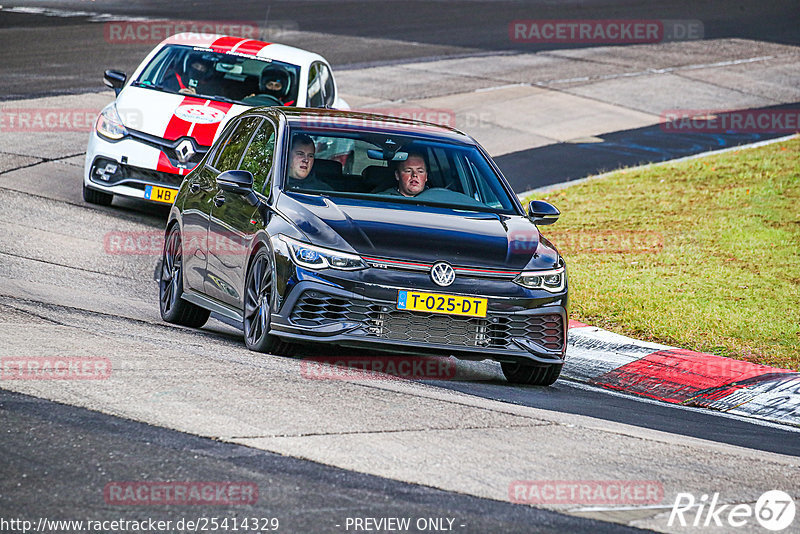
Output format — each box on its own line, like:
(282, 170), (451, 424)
(160, 33), (326, 65)
(260, 107), (473, 143)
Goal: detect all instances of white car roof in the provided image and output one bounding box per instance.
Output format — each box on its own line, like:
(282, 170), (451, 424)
(160, 33), (327, 67)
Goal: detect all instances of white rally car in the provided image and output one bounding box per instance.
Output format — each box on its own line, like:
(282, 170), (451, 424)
(84, 33), (347, 206)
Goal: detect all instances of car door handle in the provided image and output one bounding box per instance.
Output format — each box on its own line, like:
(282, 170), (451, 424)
(189, 182), (201, 194)
(213, 193), (226, 207)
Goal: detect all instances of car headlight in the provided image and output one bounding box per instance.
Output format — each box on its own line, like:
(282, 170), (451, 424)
(279, 235), (366, 271)
(95, 104), (128, 140)
(514, 266), (565, 292)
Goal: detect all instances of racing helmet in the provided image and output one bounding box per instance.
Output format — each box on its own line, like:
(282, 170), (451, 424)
(259, 67), (290, 99)
(184, 53), (215, 82)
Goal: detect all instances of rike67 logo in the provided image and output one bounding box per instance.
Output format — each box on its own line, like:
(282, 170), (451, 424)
(669, 490), (796, 531)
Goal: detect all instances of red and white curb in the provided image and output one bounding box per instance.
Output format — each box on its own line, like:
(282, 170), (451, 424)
(564, 320), (800, 428)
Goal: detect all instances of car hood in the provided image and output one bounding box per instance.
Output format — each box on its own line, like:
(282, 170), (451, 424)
(277, 193), (561, 271)
(116, 86), (248, 146)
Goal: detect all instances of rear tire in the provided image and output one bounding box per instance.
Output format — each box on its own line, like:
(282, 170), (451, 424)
(159, 225), (210, 328)
(501, 362), (562, 386)
(83, 184), (114, 206)
(243, 248), (295, 355)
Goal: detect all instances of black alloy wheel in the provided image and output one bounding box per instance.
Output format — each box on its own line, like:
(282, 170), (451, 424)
(243, 248), (293, 354)
(159, 225), (210, 327)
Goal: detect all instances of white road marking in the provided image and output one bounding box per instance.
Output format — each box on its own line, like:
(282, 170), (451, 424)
(1, 5), (151, 22)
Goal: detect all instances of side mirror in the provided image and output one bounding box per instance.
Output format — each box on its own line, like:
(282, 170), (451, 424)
(103, 70), (127, 95)
(217, 170), (254, 195)
(527, 200), (560, 225)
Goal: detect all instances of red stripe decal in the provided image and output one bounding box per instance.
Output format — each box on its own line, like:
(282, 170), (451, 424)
(163, 96), (204, 141)
(568, 319), (588, 329)
(457, 267), (517, 274)
(156, 151), (180, 175)
(234, 39), (272, 55)
(189, 100), (234, 146)
(362, 257), (430, 268)
(591, 349), (793, 404)
(210, 36), (246, 53)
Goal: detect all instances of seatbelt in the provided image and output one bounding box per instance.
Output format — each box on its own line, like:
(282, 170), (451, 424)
(175, 73), (187, 90)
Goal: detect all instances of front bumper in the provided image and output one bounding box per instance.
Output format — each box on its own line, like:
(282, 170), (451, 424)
(83, 130), (206, 200)
(270, 270), (568, 366)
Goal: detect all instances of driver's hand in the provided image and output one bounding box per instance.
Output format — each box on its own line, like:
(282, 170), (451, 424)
(179, 87), (197, 95)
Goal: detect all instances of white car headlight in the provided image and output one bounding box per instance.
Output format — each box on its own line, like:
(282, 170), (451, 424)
(514, 266), (565, 292)
(279, 235), (366, 271)
(95, 104), (129, 140)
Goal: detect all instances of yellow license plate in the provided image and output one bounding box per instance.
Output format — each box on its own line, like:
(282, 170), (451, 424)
(397, 290), (488, 318)
(144, 185), (178, 204)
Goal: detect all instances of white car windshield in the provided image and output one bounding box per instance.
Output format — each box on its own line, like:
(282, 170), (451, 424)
(133, 44), (301, 106)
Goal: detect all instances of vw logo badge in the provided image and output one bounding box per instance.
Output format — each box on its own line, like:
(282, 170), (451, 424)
(430, 262), (455, 287)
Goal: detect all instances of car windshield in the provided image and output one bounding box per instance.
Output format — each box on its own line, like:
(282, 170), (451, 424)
(283, 128), (519, 214)
(133, 44), (301, 106)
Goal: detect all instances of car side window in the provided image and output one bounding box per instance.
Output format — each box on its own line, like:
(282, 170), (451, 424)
(239, 120), (276, 193)
(307, 63), (324, 108)
(320, 63), (335, 107)
(213, 117), (262, 172)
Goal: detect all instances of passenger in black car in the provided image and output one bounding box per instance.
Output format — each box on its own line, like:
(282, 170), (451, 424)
(381, 151), (429, 197)
(286, 134), (329, 191)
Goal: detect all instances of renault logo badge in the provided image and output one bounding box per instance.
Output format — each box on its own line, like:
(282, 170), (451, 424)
(175, 139), (196, 163)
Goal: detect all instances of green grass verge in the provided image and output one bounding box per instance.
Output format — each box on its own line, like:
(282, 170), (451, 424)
(526, 137), (800, 370)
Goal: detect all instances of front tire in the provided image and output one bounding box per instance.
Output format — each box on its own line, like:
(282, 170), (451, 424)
(159, 225), (210, 328)
(501, 362), (562, 386)
(243, 248), (294, 355)
(83, 184), (114, 206)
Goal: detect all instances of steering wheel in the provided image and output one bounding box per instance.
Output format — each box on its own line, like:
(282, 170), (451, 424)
(241, 94), (283, 106)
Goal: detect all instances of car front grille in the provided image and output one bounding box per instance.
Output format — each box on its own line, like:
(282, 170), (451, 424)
(122, 165), (184, 187)
(129, 130), (209, 166)
(90, 158), (185, 189)
(289, 290), (564, 352)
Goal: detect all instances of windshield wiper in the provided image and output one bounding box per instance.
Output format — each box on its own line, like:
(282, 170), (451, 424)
(208, 95), (239, 104)
(131, 81), (176, 94)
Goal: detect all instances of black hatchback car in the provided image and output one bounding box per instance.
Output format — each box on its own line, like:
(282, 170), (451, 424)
(159, 108), (568, 385)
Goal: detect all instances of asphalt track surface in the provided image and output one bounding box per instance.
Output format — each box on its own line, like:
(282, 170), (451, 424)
(1, 0), (799, 99)
(1, 2), (800, 533)
(2, 389), (644, 534)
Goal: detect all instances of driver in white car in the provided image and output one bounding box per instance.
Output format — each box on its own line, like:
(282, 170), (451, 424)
(165, 54), (221, 96)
